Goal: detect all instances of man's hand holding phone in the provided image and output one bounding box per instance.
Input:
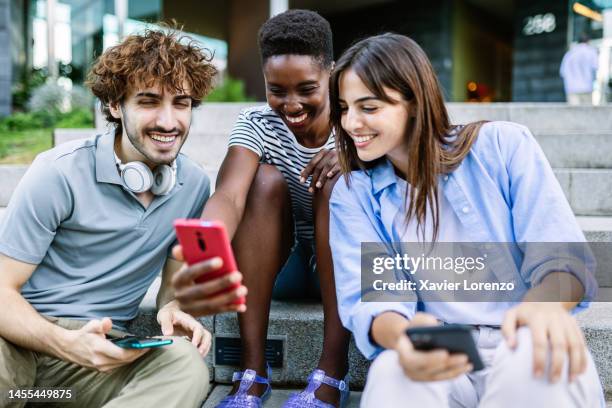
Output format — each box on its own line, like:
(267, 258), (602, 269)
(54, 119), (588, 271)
(59, 317), (150, 372)
(171, 245), (248, 317)
(394, 313), (473, 382)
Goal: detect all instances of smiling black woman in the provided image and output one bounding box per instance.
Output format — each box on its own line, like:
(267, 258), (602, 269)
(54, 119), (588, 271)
(171, 9), (351, 408)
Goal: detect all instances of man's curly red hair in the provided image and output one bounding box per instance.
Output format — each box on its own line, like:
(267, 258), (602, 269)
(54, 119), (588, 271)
(86, 27), (217, 131)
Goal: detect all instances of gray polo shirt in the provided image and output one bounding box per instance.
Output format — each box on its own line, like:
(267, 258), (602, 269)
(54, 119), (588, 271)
(0, 132), (210, 330)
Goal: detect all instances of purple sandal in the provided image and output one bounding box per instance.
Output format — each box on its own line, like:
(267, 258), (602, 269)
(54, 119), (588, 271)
(282, 369), (350, 408)
(215, 366), (272, 408)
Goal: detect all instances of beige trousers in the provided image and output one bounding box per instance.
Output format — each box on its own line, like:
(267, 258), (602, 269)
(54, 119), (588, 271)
(0, 317), (209, 408)
(361, 327), (604, 408)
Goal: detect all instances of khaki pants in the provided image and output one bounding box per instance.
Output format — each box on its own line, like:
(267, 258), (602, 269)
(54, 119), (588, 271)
(0, 317), (209, 408)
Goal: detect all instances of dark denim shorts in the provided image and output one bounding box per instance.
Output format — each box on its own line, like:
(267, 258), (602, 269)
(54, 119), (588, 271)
(272, 240), (321, 300)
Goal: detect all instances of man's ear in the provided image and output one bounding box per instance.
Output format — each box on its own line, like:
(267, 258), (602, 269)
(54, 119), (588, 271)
(108, 101), (122, 120)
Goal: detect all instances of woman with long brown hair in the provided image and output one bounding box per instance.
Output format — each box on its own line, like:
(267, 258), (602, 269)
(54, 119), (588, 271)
(328, 33), (603, 407)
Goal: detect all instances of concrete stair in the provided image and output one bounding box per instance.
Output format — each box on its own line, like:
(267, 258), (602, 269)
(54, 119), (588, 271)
(534, 132), (612, 168)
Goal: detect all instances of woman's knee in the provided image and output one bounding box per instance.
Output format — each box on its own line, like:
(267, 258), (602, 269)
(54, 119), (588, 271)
(484, 327), (603, 406)
(492, 326), (597, 385)
(248, 164), (289, 207)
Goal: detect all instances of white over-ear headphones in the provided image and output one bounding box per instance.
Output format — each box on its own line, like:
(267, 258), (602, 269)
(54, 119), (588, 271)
(114, 153), (177, 195)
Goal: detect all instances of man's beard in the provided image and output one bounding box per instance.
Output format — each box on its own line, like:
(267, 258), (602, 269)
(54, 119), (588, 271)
(125, 126), (183, 165)
(121, 107), (187, 165)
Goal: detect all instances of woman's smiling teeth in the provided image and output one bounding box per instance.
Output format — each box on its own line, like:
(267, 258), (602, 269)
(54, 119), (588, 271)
(353, 134), (376, 143)
(285, 112), (308, 123)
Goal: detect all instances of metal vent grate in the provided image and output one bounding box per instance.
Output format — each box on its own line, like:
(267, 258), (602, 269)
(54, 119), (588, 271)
(214, 336), (285, 368)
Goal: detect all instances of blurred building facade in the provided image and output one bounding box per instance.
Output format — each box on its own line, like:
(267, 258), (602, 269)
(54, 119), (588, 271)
(2, 0), (612, 116)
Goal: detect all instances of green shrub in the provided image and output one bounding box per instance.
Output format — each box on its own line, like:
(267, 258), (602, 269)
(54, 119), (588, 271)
(0, 108), (92, 132)
(206, 76), (255, 102)
(55, 108), (94, 128)
(0, 111), (50, 131)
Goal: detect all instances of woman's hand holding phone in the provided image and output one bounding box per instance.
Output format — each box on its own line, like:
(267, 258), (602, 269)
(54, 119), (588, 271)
(394, 313), (473, 382)
(171, 245), (248, 317)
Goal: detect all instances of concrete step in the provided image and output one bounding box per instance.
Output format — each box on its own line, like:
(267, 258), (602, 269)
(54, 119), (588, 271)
(578, 216), (612, 242)
(446, 103), (612, 133)
(534, 132), (612, 168)
(575, 301), (612, 401)
(203, 385), (362, 407)
(0, 165), (28, 208)
(554, 169), (612, 216)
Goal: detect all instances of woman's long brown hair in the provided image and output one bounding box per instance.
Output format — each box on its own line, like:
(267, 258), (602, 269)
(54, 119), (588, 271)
(329, 33), (485, 242)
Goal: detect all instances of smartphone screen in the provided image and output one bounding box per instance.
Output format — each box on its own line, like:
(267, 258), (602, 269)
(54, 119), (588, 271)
(110, 336), (173, 349)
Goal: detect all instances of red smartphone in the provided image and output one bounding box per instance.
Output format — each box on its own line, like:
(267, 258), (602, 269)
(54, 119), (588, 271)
(173, 219), (245, 305)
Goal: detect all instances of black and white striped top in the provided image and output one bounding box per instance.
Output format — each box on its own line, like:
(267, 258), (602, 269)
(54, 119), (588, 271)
(228, 105), (335, 243)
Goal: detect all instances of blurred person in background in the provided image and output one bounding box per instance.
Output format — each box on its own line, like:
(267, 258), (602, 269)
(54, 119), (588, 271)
(560, 33), (599, 105)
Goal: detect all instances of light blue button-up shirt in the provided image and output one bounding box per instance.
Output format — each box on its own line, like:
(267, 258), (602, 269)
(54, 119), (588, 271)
(329, 121), (597, 359)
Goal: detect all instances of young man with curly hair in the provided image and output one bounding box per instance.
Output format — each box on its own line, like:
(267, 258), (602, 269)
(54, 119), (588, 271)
(0, 28), (246, 407)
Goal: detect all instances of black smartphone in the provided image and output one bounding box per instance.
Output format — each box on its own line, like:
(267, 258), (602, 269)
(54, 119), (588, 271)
(405, 324), (485, 371)
(110, 335), (173, 349)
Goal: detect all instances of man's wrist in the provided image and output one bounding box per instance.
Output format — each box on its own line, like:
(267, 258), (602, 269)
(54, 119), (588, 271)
(47, 324), (74, 361)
